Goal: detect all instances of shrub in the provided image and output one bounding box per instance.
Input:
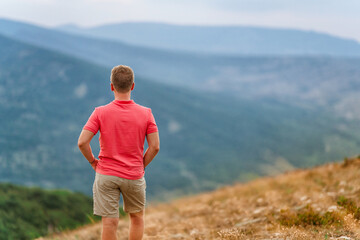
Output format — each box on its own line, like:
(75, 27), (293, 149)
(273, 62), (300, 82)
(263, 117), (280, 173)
(337, 196), (360, 220)
(279, 205), (342, 227)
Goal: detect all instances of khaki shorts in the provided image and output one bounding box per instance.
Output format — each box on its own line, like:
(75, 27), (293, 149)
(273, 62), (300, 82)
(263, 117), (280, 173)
(93, 172), (146, 218)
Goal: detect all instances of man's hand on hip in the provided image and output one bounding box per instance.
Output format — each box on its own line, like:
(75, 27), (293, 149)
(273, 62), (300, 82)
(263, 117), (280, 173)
(91, 159), (99, 171)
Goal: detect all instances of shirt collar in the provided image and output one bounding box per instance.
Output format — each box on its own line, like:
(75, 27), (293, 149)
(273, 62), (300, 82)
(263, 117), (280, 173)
(113, 99), (135, 106)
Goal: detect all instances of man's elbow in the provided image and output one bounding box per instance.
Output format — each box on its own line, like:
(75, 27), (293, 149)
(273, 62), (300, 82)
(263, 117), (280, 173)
(151, 145), (160, 153)
(77, 140), (87, 149)
(155, 145), (160, 152)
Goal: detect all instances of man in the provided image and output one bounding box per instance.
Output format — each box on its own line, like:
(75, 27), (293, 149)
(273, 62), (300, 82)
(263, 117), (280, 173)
(78, 65), (160, 240)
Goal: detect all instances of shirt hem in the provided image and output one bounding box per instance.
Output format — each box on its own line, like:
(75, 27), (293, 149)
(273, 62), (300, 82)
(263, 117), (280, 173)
(96, 168), (145, 180)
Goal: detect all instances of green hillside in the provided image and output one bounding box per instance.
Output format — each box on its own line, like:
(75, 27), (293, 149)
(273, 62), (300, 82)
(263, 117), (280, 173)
(1, 33), (360, 201)
(0, 183), (98, 240)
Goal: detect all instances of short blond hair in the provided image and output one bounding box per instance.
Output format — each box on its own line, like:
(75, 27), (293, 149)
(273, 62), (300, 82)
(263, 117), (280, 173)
(110, 65), (134, 93)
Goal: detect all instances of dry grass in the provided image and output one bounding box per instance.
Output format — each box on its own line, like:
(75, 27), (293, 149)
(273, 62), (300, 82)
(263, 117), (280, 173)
(38, 157), (360, 240)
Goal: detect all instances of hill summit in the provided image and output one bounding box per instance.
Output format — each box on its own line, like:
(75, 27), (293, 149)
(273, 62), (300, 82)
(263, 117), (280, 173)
(39, 157), (360, 239)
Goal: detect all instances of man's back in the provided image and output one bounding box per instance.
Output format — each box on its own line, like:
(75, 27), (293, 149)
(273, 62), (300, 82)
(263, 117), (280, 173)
(78, 65), (159, 240)
(84, 99), (158, 179)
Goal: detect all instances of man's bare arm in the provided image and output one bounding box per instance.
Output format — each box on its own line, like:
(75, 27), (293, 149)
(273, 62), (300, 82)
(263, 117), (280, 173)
(78, 129), (98, 170)
(143, 132), (160, 168)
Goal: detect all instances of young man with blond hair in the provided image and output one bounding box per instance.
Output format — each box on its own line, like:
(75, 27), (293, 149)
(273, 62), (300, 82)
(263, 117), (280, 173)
(78, 65), (160, 240)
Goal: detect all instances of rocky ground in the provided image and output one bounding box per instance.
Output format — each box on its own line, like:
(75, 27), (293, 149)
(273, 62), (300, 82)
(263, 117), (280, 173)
(38, 157), (360, 240)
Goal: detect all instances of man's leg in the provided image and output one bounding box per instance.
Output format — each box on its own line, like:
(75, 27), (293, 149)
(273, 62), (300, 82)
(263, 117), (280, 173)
(129, 210), (144, 240)
(102, 217), (119, 240)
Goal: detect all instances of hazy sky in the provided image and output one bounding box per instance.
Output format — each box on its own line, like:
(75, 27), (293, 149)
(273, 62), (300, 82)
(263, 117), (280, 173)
(1, 0), (360, 42)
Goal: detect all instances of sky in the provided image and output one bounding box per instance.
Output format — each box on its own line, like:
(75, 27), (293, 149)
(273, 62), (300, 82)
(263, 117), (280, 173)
(0, 0), (360, 42)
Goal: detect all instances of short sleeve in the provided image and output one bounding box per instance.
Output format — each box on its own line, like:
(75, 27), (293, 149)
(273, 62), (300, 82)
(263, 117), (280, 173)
(146, 109), (158, 135)
(83, 108), (100, 134)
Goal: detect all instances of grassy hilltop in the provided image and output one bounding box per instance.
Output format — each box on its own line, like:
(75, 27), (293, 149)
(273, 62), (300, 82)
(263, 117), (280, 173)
(39, 156), (360, 240)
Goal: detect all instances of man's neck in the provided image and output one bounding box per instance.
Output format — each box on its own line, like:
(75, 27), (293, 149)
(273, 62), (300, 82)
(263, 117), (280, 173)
(114, 92), (131, 101)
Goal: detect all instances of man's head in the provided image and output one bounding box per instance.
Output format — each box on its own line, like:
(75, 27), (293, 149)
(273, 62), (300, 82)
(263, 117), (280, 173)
(110, 65), (135, 93)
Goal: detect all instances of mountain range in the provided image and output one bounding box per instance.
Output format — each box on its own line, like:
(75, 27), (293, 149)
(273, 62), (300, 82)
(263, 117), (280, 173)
(56, 22), (360, 56)
(1, 18), (360, 201)
(2, 19), (360, 121)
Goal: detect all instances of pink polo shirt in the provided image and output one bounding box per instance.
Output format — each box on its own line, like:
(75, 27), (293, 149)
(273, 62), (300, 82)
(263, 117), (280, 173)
(83, 99), (158, 179)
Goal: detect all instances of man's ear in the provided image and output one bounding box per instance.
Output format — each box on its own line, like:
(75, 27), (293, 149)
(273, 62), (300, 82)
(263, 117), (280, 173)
(131, 82), (135, 91)
(110, 82), (115, 92)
